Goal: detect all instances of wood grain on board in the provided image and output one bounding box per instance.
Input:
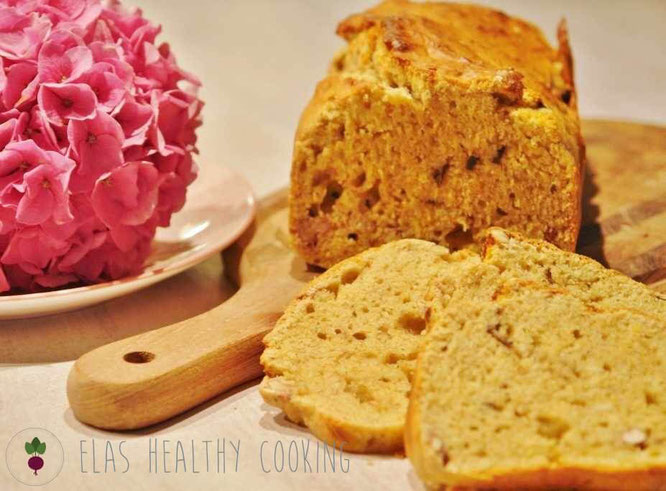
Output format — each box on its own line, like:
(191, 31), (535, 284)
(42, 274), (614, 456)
(577, 120), (666, 289)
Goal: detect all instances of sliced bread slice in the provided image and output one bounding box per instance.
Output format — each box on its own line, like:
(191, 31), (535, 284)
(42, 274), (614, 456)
(260, 239), (477, 453)
(406, 280), (666, 490)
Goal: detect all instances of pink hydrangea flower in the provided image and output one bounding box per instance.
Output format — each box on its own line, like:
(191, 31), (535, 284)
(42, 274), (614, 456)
(0, 0), (202, 293)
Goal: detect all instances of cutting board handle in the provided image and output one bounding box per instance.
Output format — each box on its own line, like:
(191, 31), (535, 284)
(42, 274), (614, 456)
(67, 275), (294, 430)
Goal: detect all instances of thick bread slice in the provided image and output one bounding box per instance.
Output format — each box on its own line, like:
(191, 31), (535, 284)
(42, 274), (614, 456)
(260, 239), (477, 453)
(405, 228), (666, 489)
(406, 281), (666, 490)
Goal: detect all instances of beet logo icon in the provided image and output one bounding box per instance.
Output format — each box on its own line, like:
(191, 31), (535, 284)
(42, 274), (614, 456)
(25, 437), (46, 475)
(6, 428), (64, 485)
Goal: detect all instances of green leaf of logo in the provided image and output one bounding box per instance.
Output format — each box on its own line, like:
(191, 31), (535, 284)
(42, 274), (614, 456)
(36, 442), (46, 455)
(24, 442), (34, 455)
(30, 437), (41, 449)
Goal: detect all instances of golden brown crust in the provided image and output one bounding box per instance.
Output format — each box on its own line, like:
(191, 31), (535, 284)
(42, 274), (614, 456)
(555, 19), (586, 247)
(336, 0), (573, 104)
(445, 467), (666, 490)
(290, 0), (584, 268)
(403, 338), (430, 480)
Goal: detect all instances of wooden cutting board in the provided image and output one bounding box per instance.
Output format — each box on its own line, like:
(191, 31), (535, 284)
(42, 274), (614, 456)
(67, 119), (666, 430)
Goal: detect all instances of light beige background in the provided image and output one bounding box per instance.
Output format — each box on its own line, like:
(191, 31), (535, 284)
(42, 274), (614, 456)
(1, 1), (665, 490)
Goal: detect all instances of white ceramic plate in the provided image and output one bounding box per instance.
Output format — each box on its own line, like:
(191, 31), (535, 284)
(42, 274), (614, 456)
(0, 166), (255, 320)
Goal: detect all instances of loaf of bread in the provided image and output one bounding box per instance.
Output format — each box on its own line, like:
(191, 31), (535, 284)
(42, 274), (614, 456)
(289, 0), (584, 268)
(406, 280), (666, 490)
(260, 239), (477, 453)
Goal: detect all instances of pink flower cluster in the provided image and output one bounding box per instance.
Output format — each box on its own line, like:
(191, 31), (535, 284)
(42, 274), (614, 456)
(0, 0), (202, 292)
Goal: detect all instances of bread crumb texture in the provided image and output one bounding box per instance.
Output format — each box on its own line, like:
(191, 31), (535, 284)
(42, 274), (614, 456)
(260, 239), (478, 453)
(406, 228), (666, 490)
(289, 0), (584, 268)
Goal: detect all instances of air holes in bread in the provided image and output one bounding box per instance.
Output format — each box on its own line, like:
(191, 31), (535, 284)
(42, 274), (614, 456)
(432, 162), (450, 184)
(536, 415), (570, 439)
(310, 144), (323, 158)
(385, 353), (400, 364)
(544, 227), (558, 242)
(321, 182), (343, 213)
(321, 281), (339, 297)
(341, 267), (361, 285)
(361, 182), (381, 210)
(484, 401), (504, 412)
(561, 90), (572, 104)
(398, 312), (426, 334)
(445, 225), (474, 250)
(347, 383), (373, 404)
(352, 172), (366, 186)
(492, 146), (506, 164)
(466, 155), (480, 170)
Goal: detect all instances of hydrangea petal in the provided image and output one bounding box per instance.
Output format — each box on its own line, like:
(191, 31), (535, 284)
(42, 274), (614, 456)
(0, 263), (9, 291)
(38, 82), (98, 125)
(114, 97), (152, 146)
(84, 62), (125, 112)
(0, 8), (51, 60)
(3, 61), (37, 108)
(1, 226), (71, 270)
(0, 117), (16, 149)
(38, 44), (93, 84)
(91, 160), (158, 228)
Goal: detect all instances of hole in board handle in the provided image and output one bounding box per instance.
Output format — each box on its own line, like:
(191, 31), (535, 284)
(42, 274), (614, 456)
(123, 351), (155, 364)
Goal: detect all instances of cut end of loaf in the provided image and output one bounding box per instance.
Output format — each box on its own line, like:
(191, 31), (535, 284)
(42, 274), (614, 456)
(289, 0), (583, 268)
